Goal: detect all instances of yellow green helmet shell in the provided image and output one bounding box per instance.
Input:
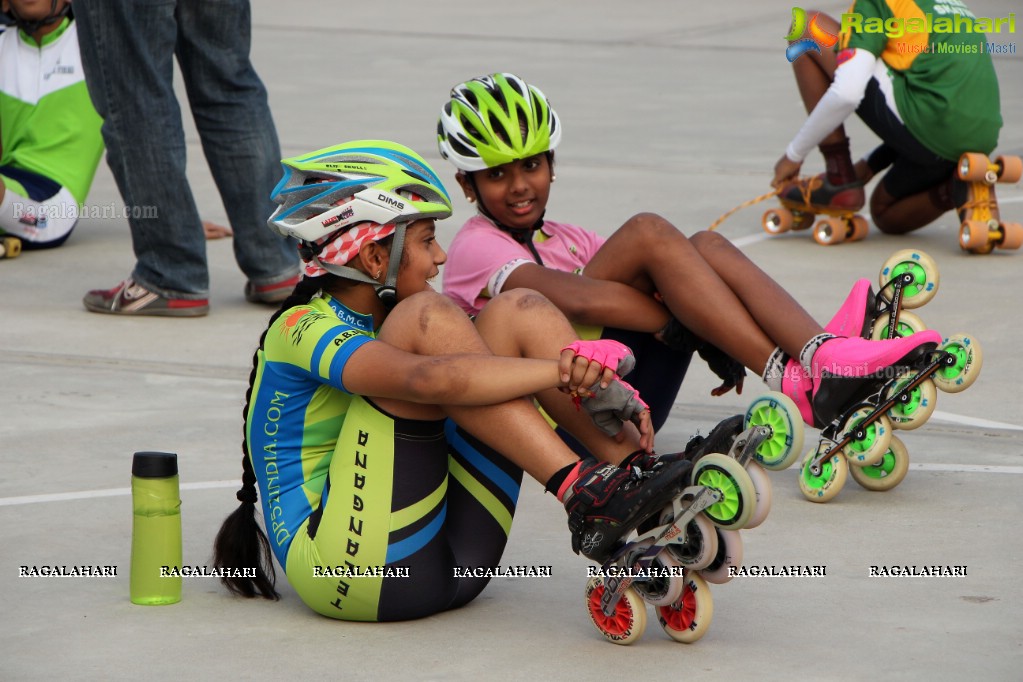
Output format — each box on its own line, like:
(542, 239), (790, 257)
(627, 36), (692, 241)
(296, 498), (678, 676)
(438, 73), (561, 172)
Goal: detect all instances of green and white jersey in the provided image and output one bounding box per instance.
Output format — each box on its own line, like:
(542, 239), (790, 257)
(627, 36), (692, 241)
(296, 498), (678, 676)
(0, 18), (103, 202)
(840, 0), (1002, 159)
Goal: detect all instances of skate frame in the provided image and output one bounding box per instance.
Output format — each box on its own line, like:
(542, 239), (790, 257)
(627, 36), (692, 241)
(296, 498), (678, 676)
(598, 486), (720, 617)
(807, 271), (950, 477)
(596, 425), (774, 616)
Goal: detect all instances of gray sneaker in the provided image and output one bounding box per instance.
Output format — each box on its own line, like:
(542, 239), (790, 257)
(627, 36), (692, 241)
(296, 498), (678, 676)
(83, 278), (209, 317)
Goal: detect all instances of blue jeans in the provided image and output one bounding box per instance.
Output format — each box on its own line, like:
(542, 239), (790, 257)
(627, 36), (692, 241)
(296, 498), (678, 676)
(74, 0), (298, 298)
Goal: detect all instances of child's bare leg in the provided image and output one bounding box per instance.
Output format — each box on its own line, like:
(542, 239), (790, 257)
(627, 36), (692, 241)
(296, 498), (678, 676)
(473, 288), (649, 462)
(689, 230), (823, 352)
(583, 214), (821, 372)
(371, 290), (578, 483)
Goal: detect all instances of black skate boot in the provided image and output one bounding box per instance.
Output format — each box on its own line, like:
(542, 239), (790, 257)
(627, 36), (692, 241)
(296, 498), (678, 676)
(563, 456), (691, 563)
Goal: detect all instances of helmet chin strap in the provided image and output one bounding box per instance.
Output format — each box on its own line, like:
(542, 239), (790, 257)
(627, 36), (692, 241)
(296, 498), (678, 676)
(465, 174), (546, 265)
(308, 222), (409, 311)
(8, 0), (70, 35)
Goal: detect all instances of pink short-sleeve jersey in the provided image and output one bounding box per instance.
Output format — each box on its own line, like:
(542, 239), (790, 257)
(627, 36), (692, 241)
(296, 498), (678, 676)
(442, 214), (606, 315)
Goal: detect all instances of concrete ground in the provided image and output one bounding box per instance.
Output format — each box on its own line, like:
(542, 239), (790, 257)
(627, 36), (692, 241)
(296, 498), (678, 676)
(1, 1), (1021, 679)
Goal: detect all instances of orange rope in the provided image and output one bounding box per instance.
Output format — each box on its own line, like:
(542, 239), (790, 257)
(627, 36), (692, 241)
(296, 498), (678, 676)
(707, 189), (779, 231)
(707, 176), (825, 231)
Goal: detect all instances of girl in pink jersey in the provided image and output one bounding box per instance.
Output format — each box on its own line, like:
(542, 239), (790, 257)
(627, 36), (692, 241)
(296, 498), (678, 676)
(436, 73), (942, 434)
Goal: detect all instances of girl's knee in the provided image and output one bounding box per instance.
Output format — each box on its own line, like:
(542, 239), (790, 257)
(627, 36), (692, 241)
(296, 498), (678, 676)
(385, 290), (472, 340)
(619, 212), (687, 246)
(690, 228), (731, 252)
(479, 288), (558, 323)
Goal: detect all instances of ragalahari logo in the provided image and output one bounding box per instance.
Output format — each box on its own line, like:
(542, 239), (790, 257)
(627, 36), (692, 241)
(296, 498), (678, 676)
(785, 7), (839, 61)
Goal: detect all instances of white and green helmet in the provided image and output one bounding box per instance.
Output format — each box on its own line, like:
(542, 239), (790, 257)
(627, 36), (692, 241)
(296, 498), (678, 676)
(437, 73), (562, 172)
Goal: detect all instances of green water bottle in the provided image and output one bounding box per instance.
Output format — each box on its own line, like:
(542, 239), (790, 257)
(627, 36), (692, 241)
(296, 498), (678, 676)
(130, 451), (182, 605)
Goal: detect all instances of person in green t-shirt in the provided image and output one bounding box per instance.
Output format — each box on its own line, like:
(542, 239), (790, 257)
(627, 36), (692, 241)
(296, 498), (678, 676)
(771, 0), (1003, 235)
(0, 0), (103, 249)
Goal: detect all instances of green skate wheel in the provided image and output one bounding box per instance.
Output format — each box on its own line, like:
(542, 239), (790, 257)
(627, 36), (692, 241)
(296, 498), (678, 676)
(691, 453), (756, 530)
(933, 333), (983, 394)
(624, 540), (685, 607)
(799, 446), (848, 503)
(743, 461), (772, 530)
(664, 511), (719, 571)
(744, 391), (805, 471)
(698, 528), (743, 585)
(885, 372), (937, 430)
(849, 436), (910, 492)
(841, 407), (891, 467)
(657, 571), (714, 644)
(879, 249), (939, 309)
(585, 577), (647, 645)
(870, 310), (926, 340)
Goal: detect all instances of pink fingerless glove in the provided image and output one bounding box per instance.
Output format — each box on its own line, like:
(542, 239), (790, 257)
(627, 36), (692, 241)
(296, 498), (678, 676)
(561, 339), (636, 376)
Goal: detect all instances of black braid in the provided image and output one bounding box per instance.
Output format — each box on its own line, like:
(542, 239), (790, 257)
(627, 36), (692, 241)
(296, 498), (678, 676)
(212, 275), (333, 600)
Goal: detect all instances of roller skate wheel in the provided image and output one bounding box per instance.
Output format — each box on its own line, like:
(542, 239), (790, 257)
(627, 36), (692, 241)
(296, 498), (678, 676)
(699, 528), (743, 584)
(960, 220), (994, 254)
(849, 435), (910, 492)
(798, 447), (848, 503)
(744, 391), (805, 471)
(742, 461), (772, 530)
(869, 310), (926, 340)
(841, 408), (892, 467)
(998, 223), (1023, 251)
(995, 155), (1023, 184)
(878, 249), (939, 309)
(691, 453), (756, 530)
(663, 511), (719, 571)
(657, 571), (714, 644)
(933, 333), (983, 394)
(849, 215), (869, 241)
(884, 372), (937, 431)
(762, 208), (794, 235)
(585, 577), (648, 645)
(623, 540), (686, 607)
(813, 217), (846, 245)
(957, 152), (991, 183)
(1, 236), (22, 259)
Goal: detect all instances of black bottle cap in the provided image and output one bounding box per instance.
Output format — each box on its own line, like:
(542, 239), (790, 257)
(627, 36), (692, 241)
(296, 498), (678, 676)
(132, 452), (178, 478)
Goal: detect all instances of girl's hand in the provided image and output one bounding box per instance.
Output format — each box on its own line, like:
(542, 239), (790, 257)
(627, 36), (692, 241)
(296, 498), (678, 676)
(772, 155), (802, 188)
(559, 339), (636, 392)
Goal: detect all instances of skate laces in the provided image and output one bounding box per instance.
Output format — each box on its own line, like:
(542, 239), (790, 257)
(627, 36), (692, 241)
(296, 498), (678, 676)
(794, 175), (824, 205)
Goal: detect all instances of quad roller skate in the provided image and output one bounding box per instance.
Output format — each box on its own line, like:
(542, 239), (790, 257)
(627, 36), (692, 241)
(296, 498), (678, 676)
(955, 152), (1023, 255)
(583, 392), (803, 645)
(793, 250), (983, 503)
(0, 235), (21, 260)
(762, 175), (869, 246)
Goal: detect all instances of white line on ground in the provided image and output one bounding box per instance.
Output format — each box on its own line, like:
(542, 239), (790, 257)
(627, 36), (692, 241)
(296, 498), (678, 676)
(911, 463), (1023, 474)
(929, 410), (1023, 431)
(0, 480), (237, 507)
(3, 460), (1023, 508)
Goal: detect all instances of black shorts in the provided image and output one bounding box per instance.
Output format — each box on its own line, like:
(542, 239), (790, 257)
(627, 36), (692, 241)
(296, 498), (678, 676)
(855, 78), (956, 200)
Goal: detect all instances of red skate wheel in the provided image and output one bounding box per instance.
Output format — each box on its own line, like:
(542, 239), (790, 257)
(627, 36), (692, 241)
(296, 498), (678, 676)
(657, 571), (714, 644)
(995, 155), (1023, 184)
(957, 153), (991, 183)
(585, 578), (647, 645)
(999, 223), (1023, 250)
